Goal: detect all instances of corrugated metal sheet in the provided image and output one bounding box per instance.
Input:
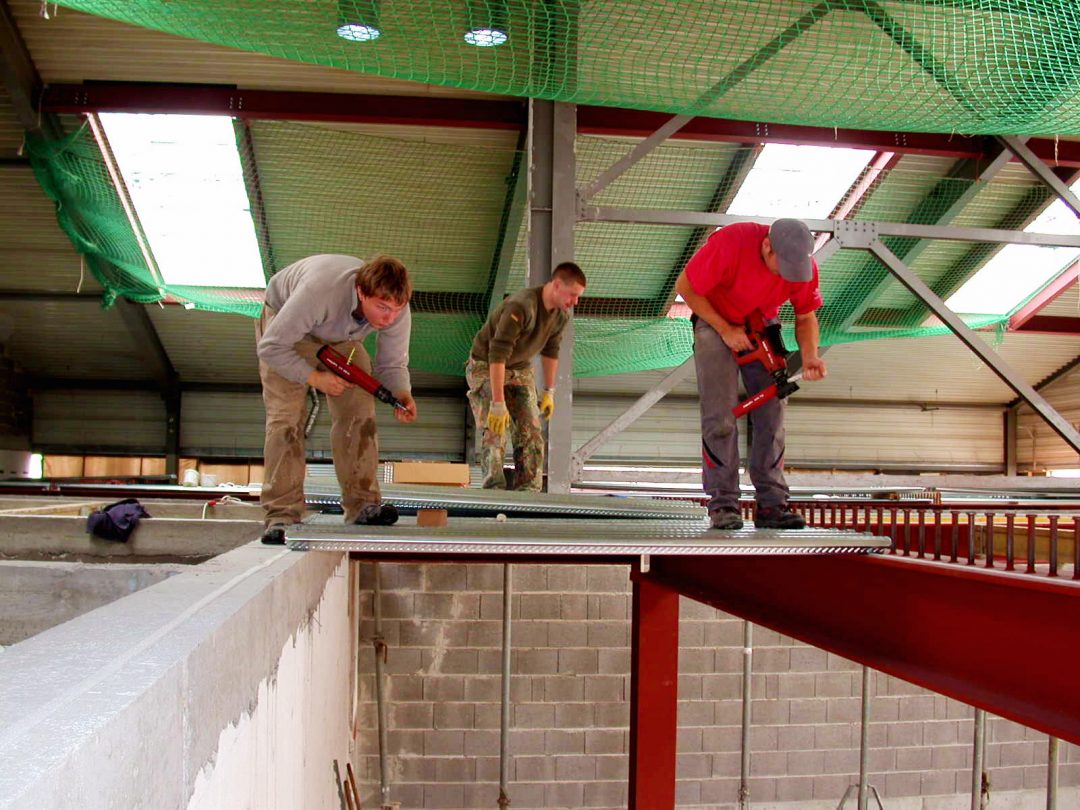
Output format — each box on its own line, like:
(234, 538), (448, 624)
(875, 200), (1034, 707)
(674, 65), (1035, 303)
(786, 403), (1003, 469)
(1017, 366), (1080, 470)
(0, 301), (144, 379)
(32, 389), (164, 452)
(570, 395), (736, 465)
(180, 391), (465, 459)
(814, 332), (1080, 404)
(0, 165), (99, 290)
(1039, 283), (1080, 317)
(11, 0), (494, 98)
(148, 306), (259, 384)
(0, 87), (26, 158)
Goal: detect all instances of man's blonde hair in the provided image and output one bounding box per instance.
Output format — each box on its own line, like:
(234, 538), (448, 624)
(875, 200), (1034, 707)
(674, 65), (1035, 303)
(356, 255), (412, 304)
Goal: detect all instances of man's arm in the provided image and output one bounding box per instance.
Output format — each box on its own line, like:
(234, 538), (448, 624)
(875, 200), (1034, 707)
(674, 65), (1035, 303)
(541, 355), (558, 389)
(675, 270), (751, 352)
(489, 362), (506, 403)
(794, 311), (827, 381)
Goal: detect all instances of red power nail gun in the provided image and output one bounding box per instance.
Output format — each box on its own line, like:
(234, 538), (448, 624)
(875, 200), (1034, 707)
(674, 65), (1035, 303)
(316, 345), (409, 413)
(731, 310), (800, 418)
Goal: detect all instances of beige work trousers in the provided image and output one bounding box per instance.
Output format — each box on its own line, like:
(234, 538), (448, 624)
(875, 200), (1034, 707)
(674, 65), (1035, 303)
(256, 305), (380, 527)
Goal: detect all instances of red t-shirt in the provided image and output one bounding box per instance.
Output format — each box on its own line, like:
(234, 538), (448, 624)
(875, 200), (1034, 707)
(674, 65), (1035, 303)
(684, 222), (823, 324)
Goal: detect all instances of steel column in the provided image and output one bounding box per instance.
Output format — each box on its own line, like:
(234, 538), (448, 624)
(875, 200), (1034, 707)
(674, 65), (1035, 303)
(527, 100), (577, 493)
(867, 238), (1080, 454)
(971, 708), (987, 810)
(628, 573), (679, 810)
(648, 553), (1080, 745)
(497, 564), (513, 810)
(738, 621), (753, 810)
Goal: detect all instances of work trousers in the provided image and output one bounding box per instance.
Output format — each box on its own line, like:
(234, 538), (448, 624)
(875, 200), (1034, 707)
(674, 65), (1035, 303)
(256, 306), (380, 527)
(465, 358), (544, 491)
(693, 317), (789, 514)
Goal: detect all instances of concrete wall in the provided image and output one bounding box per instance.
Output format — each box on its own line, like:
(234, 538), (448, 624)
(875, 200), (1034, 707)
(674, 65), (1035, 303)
(0, 543), (354, 810)
(354, 562), (1080, 809)
(0, 560), (185, 645)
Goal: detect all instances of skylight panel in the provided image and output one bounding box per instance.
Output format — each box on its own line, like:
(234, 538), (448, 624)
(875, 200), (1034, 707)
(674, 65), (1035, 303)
(945, 191), (1080, 316)
(97, 113), (265, 289)
(725, 144), (874, 220)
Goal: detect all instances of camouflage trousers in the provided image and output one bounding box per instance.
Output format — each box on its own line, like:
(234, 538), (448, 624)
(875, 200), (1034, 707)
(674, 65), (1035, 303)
(465, 358), (544, 491)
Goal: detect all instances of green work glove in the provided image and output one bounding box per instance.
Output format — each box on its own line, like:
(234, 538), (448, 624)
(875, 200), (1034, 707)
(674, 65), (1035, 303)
(487, 401), (510, 436)
(538, 388), (555, 420)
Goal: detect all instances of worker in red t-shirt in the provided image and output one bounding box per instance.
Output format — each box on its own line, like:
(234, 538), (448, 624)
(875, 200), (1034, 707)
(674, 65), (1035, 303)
(675, 219), (827, 530)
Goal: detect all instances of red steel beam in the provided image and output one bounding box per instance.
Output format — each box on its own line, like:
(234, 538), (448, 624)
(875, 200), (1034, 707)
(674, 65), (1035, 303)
(628, 573), (680, 810)
(1009, 261), (1080, 330)
(40, 83), (1080, 166)
(648, 553), (1080, 746)
(1012, 315), (1080, 334)
(42, 83), (527, 129)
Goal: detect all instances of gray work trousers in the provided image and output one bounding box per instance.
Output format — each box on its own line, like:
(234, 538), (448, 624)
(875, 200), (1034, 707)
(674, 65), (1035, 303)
(692, 317), (789, 513)
(256, 306), (381, 527)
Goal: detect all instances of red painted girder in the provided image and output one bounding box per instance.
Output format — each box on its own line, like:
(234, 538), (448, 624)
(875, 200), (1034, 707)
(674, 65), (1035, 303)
(1011, 315), (1080, 334)
(1010, 261), (1079, 330)
(648, 553), (1080, 745)
(628, 575), (680, 810)
(42, 83), (527, 129)
(40, 83), (1080, 166)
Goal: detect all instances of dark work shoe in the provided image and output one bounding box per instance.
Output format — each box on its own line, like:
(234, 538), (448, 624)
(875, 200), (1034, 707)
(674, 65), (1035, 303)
(710, 507), (744, 530)
(261, 524), (288, 545)
(755, 505), (806, 530)
(354, 502), (399, 526)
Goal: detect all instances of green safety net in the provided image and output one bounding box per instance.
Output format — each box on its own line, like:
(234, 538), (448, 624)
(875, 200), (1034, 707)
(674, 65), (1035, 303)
(27, 113), (1071, 376)
(52, 0), (1080, 136)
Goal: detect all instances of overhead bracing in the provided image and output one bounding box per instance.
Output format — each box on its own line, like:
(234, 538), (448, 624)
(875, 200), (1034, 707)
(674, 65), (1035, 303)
(565, 115), (1080, 477)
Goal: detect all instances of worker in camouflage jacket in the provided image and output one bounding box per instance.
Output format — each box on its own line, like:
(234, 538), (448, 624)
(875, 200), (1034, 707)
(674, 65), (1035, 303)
(466, 263), (587, 490)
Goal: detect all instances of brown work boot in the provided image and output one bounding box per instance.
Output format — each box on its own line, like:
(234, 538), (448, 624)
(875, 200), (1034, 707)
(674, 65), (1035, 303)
(754, 505), (805, 530)
(709, 507), (744, 530)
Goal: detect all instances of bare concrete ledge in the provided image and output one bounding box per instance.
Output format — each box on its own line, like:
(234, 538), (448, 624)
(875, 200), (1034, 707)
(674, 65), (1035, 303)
(0, 559), (186, 645)
(0, 515), (263, 560)
(0, 543), (350, 810)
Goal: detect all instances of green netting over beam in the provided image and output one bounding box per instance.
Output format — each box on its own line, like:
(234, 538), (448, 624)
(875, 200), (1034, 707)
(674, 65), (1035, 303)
(29, 119), (1074, 380)
(54, 0), (1080, 136)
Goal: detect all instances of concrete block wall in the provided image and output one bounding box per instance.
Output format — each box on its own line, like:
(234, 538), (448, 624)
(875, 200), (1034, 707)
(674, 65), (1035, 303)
(355, 562), (1080, 809)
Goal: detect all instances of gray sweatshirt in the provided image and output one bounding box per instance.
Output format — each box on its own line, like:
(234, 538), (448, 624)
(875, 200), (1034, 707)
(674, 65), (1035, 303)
(258, 254), (412, 394)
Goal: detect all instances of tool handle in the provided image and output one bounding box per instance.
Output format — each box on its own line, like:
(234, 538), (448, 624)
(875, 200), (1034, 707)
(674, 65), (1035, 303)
(315, 345), (409, 412)
(732, 383), (778, 418)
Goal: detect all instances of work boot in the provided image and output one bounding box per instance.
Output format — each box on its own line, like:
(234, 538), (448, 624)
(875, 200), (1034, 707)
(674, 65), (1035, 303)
(354, 502), (399, 526)
(261, 523), (289, 545)
(754, 505), (806, 530)
(709, 507), (744, 530)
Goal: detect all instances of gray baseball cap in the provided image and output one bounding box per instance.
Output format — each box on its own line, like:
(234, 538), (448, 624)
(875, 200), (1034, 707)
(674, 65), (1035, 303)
(768, 218), (814, 283)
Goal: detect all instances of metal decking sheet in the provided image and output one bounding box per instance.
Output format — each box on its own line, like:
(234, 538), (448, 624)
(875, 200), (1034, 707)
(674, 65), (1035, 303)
(287, 515), (889, 557)
(305, 483), (707, 520)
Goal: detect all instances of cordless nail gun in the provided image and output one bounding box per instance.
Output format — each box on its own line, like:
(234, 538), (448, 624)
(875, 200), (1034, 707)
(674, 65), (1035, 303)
(731, 310), (800, 418)
(316, 345), (409, 413)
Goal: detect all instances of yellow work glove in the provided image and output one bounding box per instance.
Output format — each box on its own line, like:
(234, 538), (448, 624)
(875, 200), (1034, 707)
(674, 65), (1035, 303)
(487, 401), (510, 436)
(538, 388), (556, 421)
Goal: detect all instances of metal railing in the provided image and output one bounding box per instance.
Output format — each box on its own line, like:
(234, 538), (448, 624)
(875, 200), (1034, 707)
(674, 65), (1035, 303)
(785, 500), (1080, 579)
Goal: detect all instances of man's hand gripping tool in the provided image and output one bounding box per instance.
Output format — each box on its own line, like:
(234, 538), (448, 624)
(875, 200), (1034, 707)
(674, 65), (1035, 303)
(731, 310), (800, 418)
(316, 345), (409, 413)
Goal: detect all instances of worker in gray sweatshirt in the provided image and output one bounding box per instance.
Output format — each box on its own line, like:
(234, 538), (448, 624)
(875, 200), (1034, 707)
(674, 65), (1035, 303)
(256, 254), (417, 544)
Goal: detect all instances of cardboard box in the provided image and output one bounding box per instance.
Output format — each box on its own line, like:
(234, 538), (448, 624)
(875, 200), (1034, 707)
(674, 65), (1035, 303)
(84, 456), (142, 478)
(197, 463), (251, 486)
(141, 457), (166, 476)
(43, 455), (84, 478)
(416, 508), (449, 527)
(393, 461), (469, 487)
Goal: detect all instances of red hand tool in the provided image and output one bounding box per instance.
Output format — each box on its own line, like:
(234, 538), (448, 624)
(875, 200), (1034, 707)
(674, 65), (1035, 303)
(731, 310), (800, 418)
(316, 345), (409, 413)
